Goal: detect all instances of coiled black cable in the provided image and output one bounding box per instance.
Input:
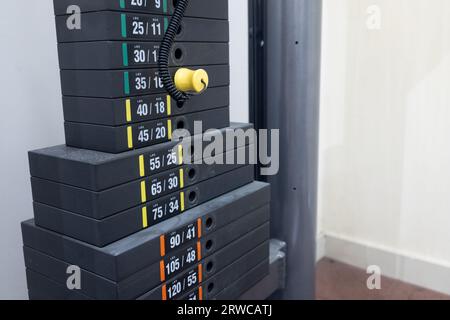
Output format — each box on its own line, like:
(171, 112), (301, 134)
(158, 0), (191, 104)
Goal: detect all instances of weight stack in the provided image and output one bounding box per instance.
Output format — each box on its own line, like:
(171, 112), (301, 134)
(20, 0), (271, 300)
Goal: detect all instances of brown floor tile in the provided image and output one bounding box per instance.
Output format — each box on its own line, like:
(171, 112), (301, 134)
(316, 258), (450, 300)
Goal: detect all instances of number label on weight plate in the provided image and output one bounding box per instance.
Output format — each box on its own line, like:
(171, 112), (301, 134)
(125, 70), (164, 95)
(131, 120), (170, 148)
(161, 220), (202, 256)
(139, 146), (182, 178)
(185, 287), (203, 301)
(161, 244), (201, 280)
(162, 265), (202, 300)
(121, 0), (167, 13)
(145, 192), (185, 228)
(125, 43), (160, 67)
(145, 167), (184, 199)
(125, 94), (170, 123)
(124, 15), (167, 40)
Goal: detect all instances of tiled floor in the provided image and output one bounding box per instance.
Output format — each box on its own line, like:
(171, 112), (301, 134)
(316, 258), (450, 300)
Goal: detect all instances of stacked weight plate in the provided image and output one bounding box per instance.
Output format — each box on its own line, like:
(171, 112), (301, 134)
(55, 0), (230, 153)
(20, 0), (271, 300)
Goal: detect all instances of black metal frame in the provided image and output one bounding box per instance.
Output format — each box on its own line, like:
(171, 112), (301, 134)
(248, 0), (266, 181)
(248, 0), (265, 130)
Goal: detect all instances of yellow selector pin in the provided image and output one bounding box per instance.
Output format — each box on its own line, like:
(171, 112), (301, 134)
(174, 68), (209, 94)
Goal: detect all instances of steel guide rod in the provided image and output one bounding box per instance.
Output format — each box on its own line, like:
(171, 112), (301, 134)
(249, 0), (322, 300)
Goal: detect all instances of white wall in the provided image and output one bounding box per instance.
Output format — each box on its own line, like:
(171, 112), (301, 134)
(0, 0), (248, 299)
(319, 0), (450, 291)
(0, 0), (63, 299)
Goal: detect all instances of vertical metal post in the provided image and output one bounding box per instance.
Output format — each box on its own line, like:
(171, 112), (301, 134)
(248, 0), (266, 181)
(249, 0), (322, 299)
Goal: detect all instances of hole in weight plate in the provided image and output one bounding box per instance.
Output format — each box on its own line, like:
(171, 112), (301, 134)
(174, 48), (183, 60)
(188, 168), (196, 179)
(176, 120), (185, 129)
(189, 191), (197, 203)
